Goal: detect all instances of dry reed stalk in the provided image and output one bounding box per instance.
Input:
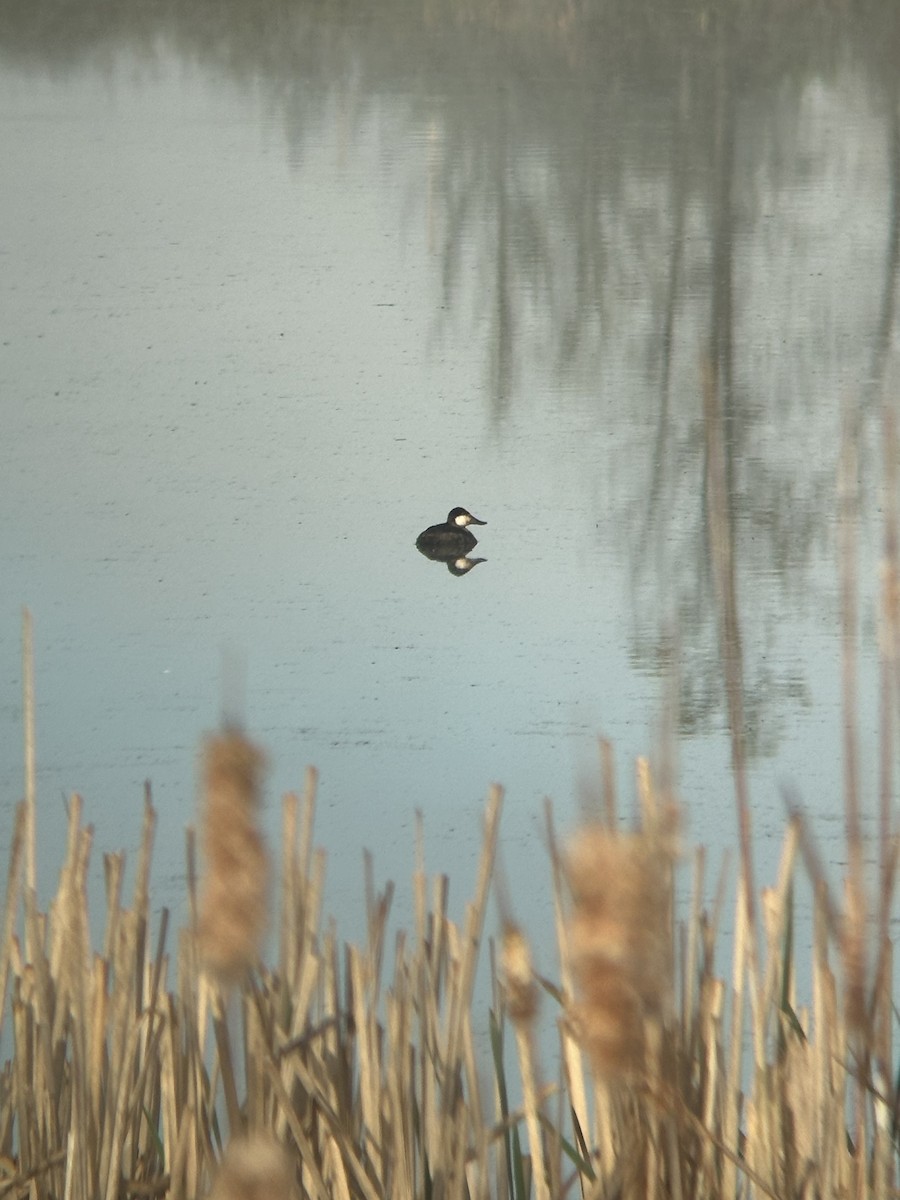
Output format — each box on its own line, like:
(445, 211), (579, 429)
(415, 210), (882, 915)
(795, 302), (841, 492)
(721, 862), (755, 1200)
(0, 803), (26, 1042)
(6, 710), (900, 1200)
(384, 986), (415, 1199)
(134, 789), (156, 977)
(812, 885), (853, 1198)
(838, 419), (869, 1052)
(241, 988), (269, 1131)
(413, 811), (428, 964)
(544, 800), (593, 1168)
(349, 944), (382, 1179)
(197, 730), (269, 985)
(437, 782), (502, 1174)
(697, 971), (725, 1192)
(500, 923), (548, 1200)
(635, 756), (655, 826)
(323, 1134), (353, 1200)
(758, 823), (799, 1037)
(262, 1054), (332, 1198)
(879, 401), (899, 982)
(279, 846), (327, 1046)
(459, 992), (485, 1185)
(21, 609), (36, 900)
(173, 923), (217, 1190)
(168, 1104), (198, 1200)
(278, 767), (320, 995)
(279, 792), (298, 989)
(208, 1133), (293, 1200)
(681, 846), (704, 1048)
(872, 409), (900, 1189)
(702, 360), (756, 933)
(416, 879), (446, 1175)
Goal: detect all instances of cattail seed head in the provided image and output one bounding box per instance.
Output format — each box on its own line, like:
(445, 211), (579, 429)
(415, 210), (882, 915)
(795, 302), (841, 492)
(501, 923), (539, 1024)
(209, 1134), (293, 1200)
(565, 826), (672, 1079)
(197, 729), (269, 984)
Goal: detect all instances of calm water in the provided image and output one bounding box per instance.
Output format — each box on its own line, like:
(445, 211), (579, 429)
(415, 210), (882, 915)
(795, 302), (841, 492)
(1, 0), (898, 972)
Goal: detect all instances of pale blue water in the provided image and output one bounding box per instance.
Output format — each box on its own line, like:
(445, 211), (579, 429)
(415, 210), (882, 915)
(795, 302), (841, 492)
(0, 5), (895, 993)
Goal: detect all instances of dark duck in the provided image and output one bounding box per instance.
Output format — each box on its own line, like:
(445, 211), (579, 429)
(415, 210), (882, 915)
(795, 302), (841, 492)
(416, 507), (486, 557)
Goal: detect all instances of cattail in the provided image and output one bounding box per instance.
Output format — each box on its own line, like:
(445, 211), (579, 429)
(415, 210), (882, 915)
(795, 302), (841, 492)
(208, 1134), (293, 1200)
(197, 729), (269, 984)
(565, 826), (671, 1079)
(501, 922), (539, 1025)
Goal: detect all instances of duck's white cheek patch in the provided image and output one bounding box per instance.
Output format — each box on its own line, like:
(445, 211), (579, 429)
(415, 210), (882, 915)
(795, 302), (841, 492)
(455, 514), (468, 526)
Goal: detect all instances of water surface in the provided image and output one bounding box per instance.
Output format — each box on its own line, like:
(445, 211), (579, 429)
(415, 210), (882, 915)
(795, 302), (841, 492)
(2, 0), (898, 965)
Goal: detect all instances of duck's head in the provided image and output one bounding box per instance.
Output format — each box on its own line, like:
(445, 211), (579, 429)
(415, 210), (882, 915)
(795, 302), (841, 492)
(447, 507), (486, 528)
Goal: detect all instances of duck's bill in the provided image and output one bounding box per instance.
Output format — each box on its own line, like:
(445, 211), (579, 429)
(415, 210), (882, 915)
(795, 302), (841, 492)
(469, 515), (487, 525)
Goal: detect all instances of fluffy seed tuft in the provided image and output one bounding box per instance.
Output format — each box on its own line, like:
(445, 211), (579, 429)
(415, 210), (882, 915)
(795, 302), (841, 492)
(197, 729), (269, 984)
(501, 922), (539, 1024)
(209, 1134), (293, 1200)
(565, 826), (671, 1078)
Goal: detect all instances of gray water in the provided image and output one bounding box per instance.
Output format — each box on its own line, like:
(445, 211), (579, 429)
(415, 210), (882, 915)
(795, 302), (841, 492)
(1, 0), (898, 973)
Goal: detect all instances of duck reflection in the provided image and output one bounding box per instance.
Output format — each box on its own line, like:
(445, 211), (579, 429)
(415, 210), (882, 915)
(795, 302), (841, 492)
(415, 507), (487, 574)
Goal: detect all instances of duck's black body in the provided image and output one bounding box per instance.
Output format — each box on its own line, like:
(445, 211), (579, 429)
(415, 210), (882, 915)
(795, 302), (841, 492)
(416, 507), (486, 556)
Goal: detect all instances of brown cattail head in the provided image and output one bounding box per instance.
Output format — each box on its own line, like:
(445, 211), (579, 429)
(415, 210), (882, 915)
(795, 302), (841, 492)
(197, 729), (269, 984)
(501, 923), (539, 1025)
(565, 825), (672, 1079)
(209, 1134), (293, 1200)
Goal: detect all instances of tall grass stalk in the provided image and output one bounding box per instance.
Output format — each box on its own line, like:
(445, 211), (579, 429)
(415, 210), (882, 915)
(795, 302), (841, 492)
(0, 735), (894, 1198)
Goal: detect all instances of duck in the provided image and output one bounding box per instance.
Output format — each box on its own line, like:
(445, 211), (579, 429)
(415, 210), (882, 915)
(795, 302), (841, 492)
(416, 507), (487, 556)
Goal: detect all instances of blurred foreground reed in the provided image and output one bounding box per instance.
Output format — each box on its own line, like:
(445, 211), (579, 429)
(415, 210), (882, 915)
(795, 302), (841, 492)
(0, 720), (896, 1200)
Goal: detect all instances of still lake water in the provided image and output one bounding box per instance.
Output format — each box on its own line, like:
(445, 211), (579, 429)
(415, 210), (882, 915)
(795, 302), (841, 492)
(1, 1), (899, 978)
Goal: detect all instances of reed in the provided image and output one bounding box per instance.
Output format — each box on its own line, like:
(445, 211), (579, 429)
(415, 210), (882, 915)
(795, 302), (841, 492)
(197, 729), (269, 986)
(0, 727), (895, 1200)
